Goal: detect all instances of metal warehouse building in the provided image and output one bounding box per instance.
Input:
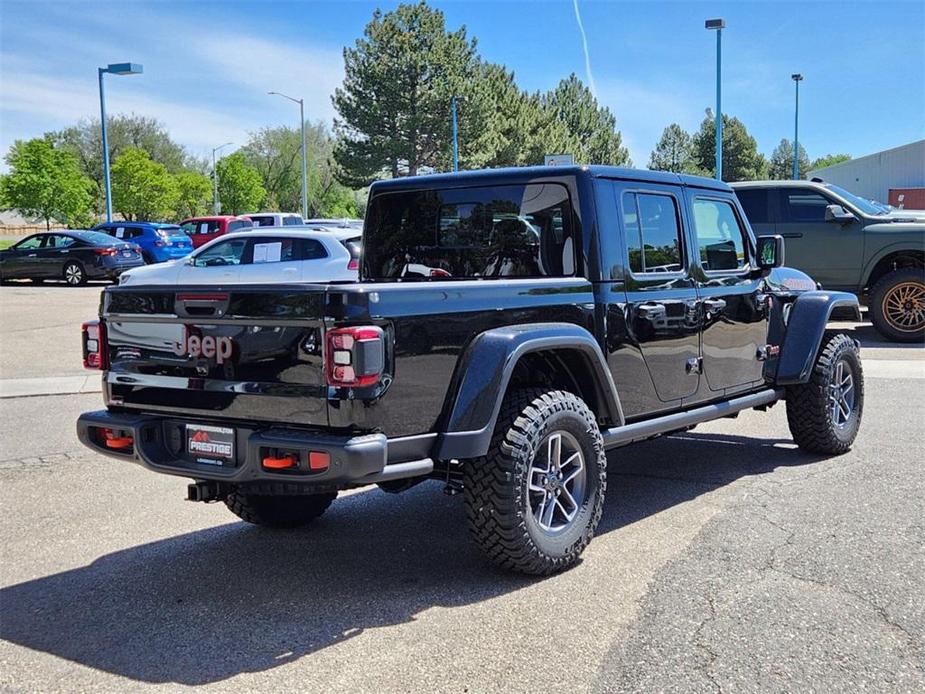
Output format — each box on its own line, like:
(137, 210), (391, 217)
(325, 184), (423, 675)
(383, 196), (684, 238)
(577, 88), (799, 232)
(807, 139), (925, 208)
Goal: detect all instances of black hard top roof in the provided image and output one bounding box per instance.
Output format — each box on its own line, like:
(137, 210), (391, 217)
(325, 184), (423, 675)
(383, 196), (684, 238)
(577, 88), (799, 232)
(369, 165), (732, 194)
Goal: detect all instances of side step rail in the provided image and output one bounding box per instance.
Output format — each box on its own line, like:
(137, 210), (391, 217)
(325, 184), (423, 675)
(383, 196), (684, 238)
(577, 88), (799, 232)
(601, 389), (783, 449)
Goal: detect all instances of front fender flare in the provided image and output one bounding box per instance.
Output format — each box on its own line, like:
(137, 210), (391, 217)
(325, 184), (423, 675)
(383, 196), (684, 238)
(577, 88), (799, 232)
(775, 291), (860, 385)
(435, 323), (624, 460)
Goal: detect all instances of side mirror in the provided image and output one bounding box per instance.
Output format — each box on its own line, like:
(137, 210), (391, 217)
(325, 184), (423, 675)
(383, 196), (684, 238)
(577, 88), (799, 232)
(825, 204), (855, 224)
(756, 235), (785, 273)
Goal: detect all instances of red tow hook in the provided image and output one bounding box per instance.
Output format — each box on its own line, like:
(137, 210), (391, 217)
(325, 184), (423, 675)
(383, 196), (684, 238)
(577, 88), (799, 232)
(102, 428), (133, 450)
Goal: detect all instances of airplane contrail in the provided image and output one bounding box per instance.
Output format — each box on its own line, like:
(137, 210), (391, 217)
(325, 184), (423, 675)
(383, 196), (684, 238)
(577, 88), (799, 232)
(572, 0), (598, 99)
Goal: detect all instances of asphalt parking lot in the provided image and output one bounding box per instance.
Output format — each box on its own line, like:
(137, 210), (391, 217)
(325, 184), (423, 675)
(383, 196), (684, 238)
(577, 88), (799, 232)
(0, 282), (923, 692)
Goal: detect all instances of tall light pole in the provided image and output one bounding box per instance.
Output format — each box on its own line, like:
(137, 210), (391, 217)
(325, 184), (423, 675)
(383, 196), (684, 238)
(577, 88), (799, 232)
(212, 142), (233, 214)
(451, 95), (461, 173)
(705, 19), (725, 181)
(98, 62), (143, 222)
(792, 73), (804, 179)
(269, 91), (308, 218)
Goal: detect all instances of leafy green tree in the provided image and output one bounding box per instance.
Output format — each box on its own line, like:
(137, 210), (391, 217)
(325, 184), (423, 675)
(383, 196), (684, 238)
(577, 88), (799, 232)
(648, 123), (700, 173)
(692, 114), (766, 181)
(217, 152), (265, 215)
(1, 137), (93, 229)
(241, 123), (358, 217)
(173, 171), (213, 219)
(110, 147), (179, 221)
(52, 114), (189, 213)
(768, 138), (811, 180)
(811, 153), (851, 171)
(333, 1), (480, 185)
(543, 74), (630, 166)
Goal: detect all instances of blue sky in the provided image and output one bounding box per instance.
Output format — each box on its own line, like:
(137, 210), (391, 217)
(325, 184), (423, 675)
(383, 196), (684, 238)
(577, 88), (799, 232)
(2, 0), (923, 171)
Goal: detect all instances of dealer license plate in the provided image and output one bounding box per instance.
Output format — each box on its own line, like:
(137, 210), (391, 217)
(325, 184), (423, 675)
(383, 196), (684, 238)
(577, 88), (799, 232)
(186, 424), (235, 465)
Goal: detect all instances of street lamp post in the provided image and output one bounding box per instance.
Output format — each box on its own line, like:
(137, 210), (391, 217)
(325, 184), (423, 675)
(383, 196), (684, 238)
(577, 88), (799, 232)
(212, 142), (233, 214)
(98, 62), (143, 223)
(705, 19), (725, 181)
(268, 91), (308, 219)
(792, 73), (804, 179)
(451, 95), (461, 173)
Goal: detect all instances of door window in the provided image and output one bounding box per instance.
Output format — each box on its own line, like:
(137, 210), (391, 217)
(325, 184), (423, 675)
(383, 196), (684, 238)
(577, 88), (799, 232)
(734, 188), (771, 224)
(227, 220), (252, 232)
(192, 238), (247, 267)
(43, 235), (76, 248)
(14, 236), (44, 250)
(781, 189), (830, 223)
(623, 192), (683, 274)
(248, 238), (298, 264)
(692, 199), (749, 272)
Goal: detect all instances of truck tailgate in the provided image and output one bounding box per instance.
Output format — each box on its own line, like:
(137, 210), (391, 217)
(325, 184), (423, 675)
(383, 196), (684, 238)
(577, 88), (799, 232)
(101, 286), (329, 426)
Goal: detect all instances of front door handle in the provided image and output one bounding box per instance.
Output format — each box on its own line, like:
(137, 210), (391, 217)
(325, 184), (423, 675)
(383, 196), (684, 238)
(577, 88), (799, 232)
(637, 302), (667, 320)
(703, 298), (727, 313)
(27, 253), (37, 257)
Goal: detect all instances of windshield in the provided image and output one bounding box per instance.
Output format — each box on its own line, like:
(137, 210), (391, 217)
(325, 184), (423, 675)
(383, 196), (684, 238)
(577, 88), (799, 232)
(824, 184), (890, 216)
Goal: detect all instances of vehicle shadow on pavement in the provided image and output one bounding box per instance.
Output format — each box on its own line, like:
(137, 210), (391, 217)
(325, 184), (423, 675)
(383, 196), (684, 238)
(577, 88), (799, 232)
(0, 433), (824, 685)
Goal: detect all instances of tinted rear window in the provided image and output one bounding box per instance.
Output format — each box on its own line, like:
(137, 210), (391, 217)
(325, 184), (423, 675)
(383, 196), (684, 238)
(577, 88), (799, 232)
(364, 184), (576, 280)
(73, 231), (119, 245)
(734, 189), (771, 223)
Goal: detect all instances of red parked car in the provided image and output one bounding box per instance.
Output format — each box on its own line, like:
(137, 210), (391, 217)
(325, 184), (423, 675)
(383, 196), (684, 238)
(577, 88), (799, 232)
(178, 216), (253, 249)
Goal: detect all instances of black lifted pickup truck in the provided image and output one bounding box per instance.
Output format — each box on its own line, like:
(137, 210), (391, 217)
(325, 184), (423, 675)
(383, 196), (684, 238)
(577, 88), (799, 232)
(78, 166), (865, 575)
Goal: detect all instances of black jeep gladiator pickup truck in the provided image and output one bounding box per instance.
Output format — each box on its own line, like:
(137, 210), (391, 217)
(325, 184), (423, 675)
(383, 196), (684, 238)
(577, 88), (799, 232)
(78, 166), (865, 575)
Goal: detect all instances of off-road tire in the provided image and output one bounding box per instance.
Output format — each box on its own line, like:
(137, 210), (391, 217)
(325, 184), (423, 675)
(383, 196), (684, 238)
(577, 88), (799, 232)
(224, 490), (336, 528)
(463, 389), (606, 575)
(868, 267), (925, 343)
(63, 261), (86, 286)
(786, 331), (863, 454)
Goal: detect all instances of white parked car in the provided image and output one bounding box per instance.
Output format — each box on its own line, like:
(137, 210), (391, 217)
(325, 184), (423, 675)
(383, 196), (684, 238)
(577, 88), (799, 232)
(118, 230), (357, 286)
(243, 212), (304, 227)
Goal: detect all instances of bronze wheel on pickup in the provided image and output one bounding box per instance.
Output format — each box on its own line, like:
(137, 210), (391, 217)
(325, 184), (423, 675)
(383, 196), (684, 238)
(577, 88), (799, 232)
(463, 389), (606, 575)
(868, 268), (925, 343)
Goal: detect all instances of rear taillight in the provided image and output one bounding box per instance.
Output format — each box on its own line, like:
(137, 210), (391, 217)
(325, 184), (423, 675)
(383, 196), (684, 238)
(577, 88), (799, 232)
(324, 326), (384, 388)
(430, 268), (451, 277)
(82, 319), (108, 370)
(94, 248), (118, 256)
(347, 258), (359, 271)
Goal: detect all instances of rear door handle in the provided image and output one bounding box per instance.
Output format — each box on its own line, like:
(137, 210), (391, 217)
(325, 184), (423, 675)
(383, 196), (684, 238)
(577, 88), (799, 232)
(637, 303), (667, 320)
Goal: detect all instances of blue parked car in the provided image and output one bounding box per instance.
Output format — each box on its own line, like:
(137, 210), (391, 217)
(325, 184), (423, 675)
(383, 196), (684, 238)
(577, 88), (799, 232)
(92, 222), (193, 264)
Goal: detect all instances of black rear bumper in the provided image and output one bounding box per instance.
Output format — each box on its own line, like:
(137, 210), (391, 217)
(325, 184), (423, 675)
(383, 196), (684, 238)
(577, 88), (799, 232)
(77, 409), (432, 488)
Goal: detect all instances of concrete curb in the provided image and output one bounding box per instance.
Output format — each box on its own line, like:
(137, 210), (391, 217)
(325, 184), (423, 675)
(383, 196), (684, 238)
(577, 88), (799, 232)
(0, 375), (102, 399)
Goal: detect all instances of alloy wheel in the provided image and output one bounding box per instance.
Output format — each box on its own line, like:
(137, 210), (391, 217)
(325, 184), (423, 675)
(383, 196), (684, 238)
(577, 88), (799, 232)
(65, 264), (83, 285)
(828, 358), (856, 428)
(882, 281), (925, 334)
(527, 431), (587, 532)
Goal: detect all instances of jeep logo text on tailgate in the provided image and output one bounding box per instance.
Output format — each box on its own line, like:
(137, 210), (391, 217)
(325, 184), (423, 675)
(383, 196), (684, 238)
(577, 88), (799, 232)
(172, 327), (233, 364)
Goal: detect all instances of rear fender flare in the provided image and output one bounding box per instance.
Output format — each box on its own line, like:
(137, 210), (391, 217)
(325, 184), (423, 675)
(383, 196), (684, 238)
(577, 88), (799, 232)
(435, 323), (624, 460)
(775, 291), (861, 385)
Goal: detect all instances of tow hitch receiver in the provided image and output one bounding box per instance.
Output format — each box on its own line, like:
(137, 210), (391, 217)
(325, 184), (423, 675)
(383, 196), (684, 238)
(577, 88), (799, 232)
(187, 481), (224, 503)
